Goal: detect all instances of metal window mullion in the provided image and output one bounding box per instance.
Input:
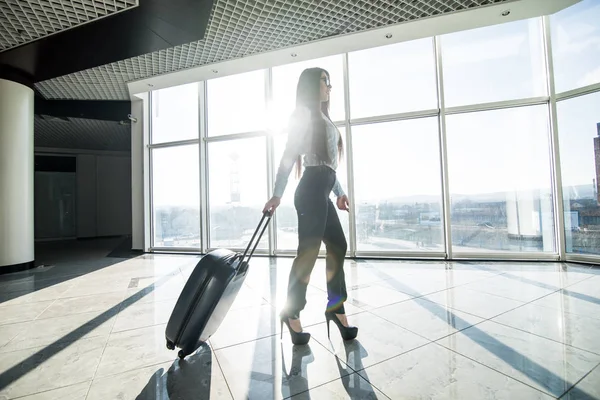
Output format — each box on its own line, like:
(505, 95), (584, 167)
(147, 93), (155, 250)
(143, 93), (152, 252)
(434, 35), (453, 260)
(199, 81), (210, 253)
(343, 52), (357, 258)
(350, 109), (440, 126)
(204, 131), (269, 142)
(265, 68), (276, 255)
(543, 15), (566, 260)
(148, 138), (200, 149)
(556, 82), (600, 101)
(444, 97), (550, 115)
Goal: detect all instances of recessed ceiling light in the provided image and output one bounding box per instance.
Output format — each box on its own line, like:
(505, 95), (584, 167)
(501, 10), (511, 16)
(385, 33), (393, 39)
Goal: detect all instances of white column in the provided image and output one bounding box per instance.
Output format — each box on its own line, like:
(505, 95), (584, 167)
(0, 78), (34, 271)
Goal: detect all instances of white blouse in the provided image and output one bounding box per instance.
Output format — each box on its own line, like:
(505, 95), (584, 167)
(272, 106), (345, 198)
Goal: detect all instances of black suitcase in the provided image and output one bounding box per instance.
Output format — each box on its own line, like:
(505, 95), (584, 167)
(165, 211), (272, 359)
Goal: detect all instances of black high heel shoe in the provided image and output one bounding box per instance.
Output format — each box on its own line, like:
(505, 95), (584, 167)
(280, 312), (311, 345)
(325, 311), (358, 341)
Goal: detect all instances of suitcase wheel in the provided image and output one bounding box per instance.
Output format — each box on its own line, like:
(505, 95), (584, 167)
(166, 340), (175, 350)
(178, 350), (187, 360)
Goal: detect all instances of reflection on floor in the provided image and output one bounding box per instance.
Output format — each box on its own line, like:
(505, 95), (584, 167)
(0, 242), (599, 399)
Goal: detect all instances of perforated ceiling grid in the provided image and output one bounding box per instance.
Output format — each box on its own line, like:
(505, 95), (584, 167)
(35, 0), (509, 100)
(0, 0), (138, 51)
(35, 116), (131, 151)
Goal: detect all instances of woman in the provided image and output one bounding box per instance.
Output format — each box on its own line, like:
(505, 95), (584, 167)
(263, 68), (358, 345)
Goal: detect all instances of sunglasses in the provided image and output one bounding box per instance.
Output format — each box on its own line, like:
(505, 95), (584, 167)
(321, 76), (331, 87)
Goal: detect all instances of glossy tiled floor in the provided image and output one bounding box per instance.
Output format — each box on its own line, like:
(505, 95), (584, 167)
(0, 240), (599, 399)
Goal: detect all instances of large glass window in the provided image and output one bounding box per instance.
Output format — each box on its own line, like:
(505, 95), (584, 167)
(557, 91), (600, 255)
(551, 0), (600, 93)
(441, 18), (547, 107)
(446, 106), (555, 253)
(151, 83), (199, 144)
(270, 55), (345, 131)
(208, 137), (268, 249)
(207, 70), (267, 136)
(148, 12), (600, 262)
(273, 127), (349, 252)
(352, 118), (444, 252)
(348, 38), (437, 119)
(151, 145), (200, 248)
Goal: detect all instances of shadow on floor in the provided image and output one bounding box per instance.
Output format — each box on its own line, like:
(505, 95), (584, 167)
(137, 343), (214, 400)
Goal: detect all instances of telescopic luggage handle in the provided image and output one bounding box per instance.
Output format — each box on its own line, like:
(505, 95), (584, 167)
(239, 210), (272, 267)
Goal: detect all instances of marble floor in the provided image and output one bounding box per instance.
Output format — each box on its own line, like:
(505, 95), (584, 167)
(0, 240), (599, 399)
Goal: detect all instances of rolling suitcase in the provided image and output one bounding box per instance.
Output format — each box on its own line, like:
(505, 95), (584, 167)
(165, 210), (272, 360)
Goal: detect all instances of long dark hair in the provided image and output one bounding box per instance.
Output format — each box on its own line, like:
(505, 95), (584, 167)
(293, 67), (344, 178)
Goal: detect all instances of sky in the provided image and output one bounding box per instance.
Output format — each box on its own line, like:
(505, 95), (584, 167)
(150, 0), (600, 229)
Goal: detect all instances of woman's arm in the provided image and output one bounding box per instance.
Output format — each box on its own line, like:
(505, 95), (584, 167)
(332, 177), (345, 198)
(272, 107), (310, 198)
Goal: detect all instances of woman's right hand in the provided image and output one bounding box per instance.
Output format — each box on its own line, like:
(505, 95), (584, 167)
(263, 196), (281, 214)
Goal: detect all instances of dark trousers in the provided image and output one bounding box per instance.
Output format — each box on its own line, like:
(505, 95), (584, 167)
(285, 166), (348, 317)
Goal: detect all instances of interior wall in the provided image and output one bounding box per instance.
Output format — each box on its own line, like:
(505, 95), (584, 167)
(96, 155), (132, 237)
(35, 148), (132, 239)
(76, 154), (97, 237)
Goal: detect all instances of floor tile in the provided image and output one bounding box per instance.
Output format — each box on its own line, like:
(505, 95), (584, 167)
(560, 363), (600, 400)
(0, 336), (105, 399)
(563, 275), (600, 297)
(356, 342), (553, 400)
(14, 381), (90, 400)
(0, 282), (74, 307)
(463, 274), (559, 302)
(420, 287), (525, 319)
(0, 301), (55, 326)
(371, 297), (484, 341)
(244, 268), (324, 308)
(309, 313), (429, 370)
(36, 291), (126, 320)
(215, 334), (350, 400)
(124, 273), (186, 305)
(229, 285), (269, 311)
(507, 270), (594, 290)
(436, 321), (600, 397)
(94, 324), (176, 378)
(209, 304), (280, 350)
(532, 290), (600, 321)
(0, 322), (31, 349)
(87, 344), (232, 400)
(345, 284), (413, 310)
(372, 276), (455, 298)
(309, 263), (389, 292)
(60, 276), (132, 298)
(3, 309), (118, 352)
(111, 299), (176, 333)
(0, 277), (73, 297)
(288, 373), (388, 399)
(493, 302), (600, 355)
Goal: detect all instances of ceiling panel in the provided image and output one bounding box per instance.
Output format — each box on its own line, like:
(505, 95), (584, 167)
(35, 116), (131, 151)
(35, 0), (509, 100)
(0, 0), (138, 52)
